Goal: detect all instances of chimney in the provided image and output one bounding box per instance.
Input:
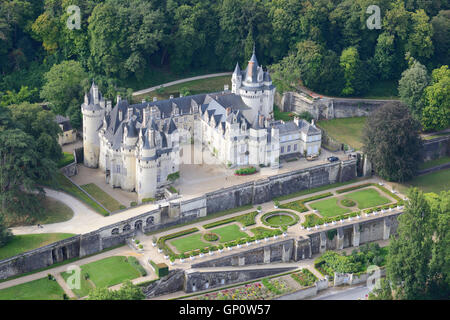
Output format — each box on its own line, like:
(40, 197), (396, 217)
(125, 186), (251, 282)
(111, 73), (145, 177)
(224, 84), (229, 91)
(119, 109), (123, 121)
(311, 119), (316, 127)
(84, 93), (88, 105)
(127, 107), (133, 121)
(141, 99), (146, 104)
(117, 95), (121, 104)
(93, 85), (99, 104)
(294, 116), (300, 127)
(180, 93), (183, 98)
(106, 100), (112, 112)
(226, 107), (231, 116)
(259, 115), (264, 128)
(152, 97), (157, 102)
(169, 95), (174, 100)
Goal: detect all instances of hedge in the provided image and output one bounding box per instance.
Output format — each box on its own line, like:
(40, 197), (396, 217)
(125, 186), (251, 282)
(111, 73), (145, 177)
(261, 211), (300, 228)
(335, 183), (372, 194)
(203, 211), (258, 229)
(127, 256), (147, 276)
(149, 260), (168, 278)
(234, 167), (257, 175)
(157, 227), (199, 257)
(279, 192), (333, 213)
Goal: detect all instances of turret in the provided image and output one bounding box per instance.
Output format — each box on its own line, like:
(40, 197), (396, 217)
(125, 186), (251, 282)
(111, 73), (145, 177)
(232, 62), (242, 94)
(81, 82), (105, 168)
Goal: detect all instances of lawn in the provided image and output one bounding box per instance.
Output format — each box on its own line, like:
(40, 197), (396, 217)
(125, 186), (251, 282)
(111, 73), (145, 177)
(3, 197), (74, 227)
(309, 198), (351, 218)
(210, 224), (249, 243)
(393, 168), (450, 194)
(57, 152), (75, 168)
(42, 173), (109, 216)
(343, 189), (390, 209)
(317, 117), (366, 150)
(274, 105), (294, 122)
(0, 233), (76, 261)
(133, 75), (231, 103)
(36, 197), (74, 225)
(60, 256), (141, 298)
(419, 156), (450, 170)
(169, 233), (210, 254)
(0, 277), (65, 300)
(80, 183), (123, 212)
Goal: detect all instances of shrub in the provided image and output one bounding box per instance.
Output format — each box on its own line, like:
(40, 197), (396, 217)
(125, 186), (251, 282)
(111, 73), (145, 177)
(119, 205), (126, 210)
(167, 171), (180, 181)
(142, 198), (155, 203)
(203, 233), (219, 242)
(291, 269), (317, 287)
(128, 256), (147, 276)
(130, 201), (137, 207)
(341, 199), (356, 207)
(203, 211), (258, 229)
(234, 167), (256, 175)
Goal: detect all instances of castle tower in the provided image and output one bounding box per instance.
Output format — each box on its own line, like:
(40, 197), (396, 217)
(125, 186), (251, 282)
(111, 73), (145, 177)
(231, 62), (242, 94)
(82, 82), (105, 168)
(121, 117), (138, 191)
(236, 47), (275, 122)
(136, 127), (158, 202)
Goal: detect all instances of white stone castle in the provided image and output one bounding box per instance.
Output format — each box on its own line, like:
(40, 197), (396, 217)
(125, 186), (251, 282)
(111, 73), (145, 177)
(82, 49), (321, 202)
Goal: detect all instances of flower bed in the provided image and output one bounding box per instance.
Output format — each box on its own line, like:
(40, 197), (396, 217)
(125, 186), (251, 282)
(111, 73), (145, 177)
(234, 167), (257, 176)
(340, 199), (356, 207)
(203, 233), (219, 242)
(291, 269), (317, 287)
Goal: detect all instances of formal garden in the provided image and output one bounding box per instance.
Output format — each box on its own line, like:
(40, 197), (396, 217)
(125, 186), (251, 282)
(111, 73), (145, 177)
(60, 256), (146, 298)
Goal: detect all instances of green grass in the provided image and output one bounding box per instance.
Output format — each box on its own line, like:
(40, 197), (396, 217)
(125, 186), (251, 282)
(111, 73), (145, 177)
(36, 198), (74, 225)
(274, 105), (294, 122)
(57, 152), (75, 168)
(169, 233), (210, 254)
(210, 224), (249, 243)
(419, 156), (450, 170)
(343, 189), (390, 209)
(80, 183), (122, 212)
(393, 168), (450, 194)
(274, 178), (365, 202)
(61, 256), (141, 298)
(0, 233), (76, 261)
(41, 173), (109, 216)
(303, 214), (323, 227)
(309, 198), (351, 218)
(317, 117), (367, 150)
(133, 75), (231, 103)
(0, 277), (65, 300)
(265, 215), (294, 226)
(250, 227), (275, 237)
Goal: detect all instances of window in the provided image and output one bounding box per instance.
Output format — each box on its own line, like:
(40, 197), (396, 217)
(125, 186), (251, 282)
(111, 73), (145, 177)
(294, 144), (298, 151)
(281, 146), (284, 154)
(287, 145), (291, 152)
(116, 165), (121, 173)
(157, 175), (160, 183)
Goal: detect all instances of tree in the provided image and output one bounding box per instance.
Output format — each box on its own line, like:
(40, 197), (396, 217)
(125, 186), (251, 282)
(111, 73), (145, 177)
(8, 102), (62, 162)
(431, 10), (450, 66)
(87, 0), (167, 79)
(0, 86), (38, 107)
(340, 46), (367, 96)
(373, 32), (397, 80)
(88, 280), (145, 300)
(421, 65), (450, 132)
(362, 102), (422, 182)
(0, 213), (12, 247)
(40, 60), (88, 126)
(398, 57), (430, 120)
(269, 54), (301, 93)
(406, 9), (434, 61)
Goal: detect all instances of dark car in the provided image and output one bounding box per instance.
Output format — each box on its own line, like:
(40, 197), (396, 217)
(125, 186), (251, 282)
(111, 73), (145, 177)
(327, 156), (339, 162)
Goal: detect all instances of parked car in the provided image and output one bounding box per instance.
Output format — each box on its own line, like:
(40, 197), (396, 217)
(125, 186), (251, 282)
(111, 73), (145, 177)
(327, 156), (339, 162)
(306, 154), (319, 161)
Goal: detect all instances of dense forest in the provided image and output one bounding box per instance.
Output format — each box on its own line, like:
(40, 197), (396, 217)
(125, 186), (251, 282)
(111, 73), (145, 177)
(0, 0), (448, 128)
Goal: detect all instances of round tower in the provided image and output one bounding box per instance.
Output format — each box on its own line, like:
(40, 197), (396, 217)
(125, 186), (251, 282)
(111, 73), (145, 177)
(136, 128), (158, 202)
(82, 84), (105, 168)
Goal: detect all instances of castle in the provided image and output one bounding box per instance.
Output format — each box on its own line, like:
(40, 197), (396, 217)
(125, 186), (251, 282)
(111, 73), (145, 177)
(82, 49), (321, 202)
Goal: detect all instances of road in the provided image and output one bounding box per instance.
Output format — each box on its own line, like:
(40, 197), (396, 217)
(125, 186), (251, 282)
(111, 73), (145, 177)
(312, 285), (371, 300)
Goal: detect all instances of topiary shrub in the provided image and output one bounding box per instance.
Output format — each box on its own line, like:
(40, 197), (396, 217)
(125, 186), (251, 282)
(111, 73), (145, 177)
(203, 233), (219, 242)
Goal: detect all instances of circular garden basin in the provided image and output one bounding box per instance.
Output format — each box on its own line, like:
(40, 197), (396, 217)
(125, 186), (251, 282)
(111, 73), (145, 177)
(262, 211), (299, 227)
